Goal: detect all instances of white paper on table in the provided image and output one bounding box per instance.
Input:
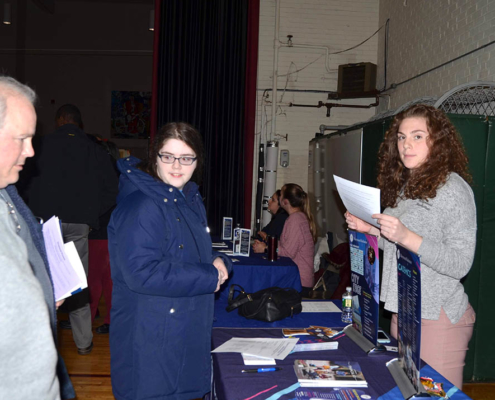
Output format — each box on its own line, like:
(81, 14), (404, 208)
(212, 242), (228, 248)
(301, 301), (341, 313)
(42, 216), (82, 301)
(217, 249), (234, 255)
(241, 353), (276, 365)
(211, 337), (299, 360)
(333, 175), (381, 228)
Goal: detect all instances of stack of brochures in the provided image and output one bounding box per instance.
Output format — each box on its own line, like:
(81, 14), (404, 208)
(283, 326), (341, 352)
(241, 353), (276, 365)
(293, 360), (368, 388)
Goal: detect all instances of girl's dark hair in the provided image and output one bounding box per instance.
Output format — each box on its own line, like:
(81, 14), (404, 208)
(377, 104), (471, 208)
(138, 122), (204, 184)
(281, 183), (317, 243)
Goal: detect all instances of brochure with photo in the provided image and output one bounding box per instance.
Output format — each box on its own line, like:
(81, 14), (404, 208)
(293, 360), (368, 388)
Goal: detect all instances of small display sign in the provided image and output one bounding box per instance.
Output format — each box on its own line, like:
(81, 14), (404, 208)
(222, 217), (233, 240)
(233, 228), (251, 257)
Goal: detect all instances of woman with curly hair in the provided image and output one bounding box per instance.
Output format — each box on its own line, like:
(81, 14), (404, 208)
(345, 104), (476, 388)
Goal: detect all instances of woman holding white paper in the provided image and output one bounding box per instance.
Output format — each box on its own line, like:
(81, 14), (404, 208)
(345, 104), (476, 389)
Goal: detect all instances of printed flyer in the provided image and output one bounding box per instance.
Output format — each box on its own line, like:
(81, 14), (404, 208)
(396, 244), (422, 393)
(348, 230), (379, 345)
(295, 388), (374, 399)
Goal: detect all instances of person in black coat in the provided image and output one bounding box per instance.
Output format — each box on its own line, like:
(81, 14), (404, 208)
(19, 104), (119, 355)
(257, 189), (288, 241)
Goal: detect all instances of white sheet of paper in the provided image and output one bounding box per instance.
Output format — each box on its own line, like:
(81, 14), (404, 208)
(212, 242), (228, 248)
(241, 353), (276, 365)
(64, 241), (88, 289)
(56, 242), (88, 300)
(212, 337), (298, 360)
(333, 175), (381, 228)
(217, 249), (234, 255)
(42, 216), (83, 301)
(301, 301), (341, 313)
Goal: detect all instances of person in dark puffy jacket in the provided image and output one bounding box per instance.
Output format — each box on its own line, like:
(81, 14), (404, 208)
(108, 122), (231, 400)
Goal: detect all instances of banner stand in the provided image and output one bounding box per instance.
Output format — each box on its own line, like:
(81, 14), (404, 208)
(343, 325), (386, 356)
(386, 359), (430, 399)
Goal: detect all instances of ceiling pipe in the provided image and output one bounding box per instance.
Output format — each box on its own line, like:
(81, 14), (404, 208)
(289, 96), (380, 117)
(279, 36), (332, 73)
(270, 0), (281, 141)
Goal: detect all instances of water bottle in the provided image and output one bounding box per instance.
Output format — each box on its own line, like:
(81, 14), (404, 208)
(341, 286), (353, 324)
(234, 223), (241, 240)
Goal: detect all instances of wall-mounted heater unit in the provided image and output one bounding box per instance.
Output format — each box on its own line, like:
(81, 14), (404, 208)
(337, 62), (377, 94)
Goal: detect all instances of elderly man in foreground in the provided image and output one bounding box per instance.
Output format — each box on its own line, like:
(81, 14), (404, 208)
(0, 76), (74, 399)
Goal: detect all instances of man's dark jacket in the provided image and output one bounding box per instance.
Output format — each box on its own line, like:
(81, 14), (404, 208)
(21, 124), (118, 229)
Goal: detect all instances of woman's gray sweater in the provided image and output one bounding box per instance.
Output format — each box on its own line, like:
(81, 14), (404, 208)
(380, 173), (477, 324)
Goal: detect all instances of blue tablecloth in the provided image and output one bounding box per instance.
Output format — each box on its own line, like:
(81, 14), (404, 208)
(210, 328), (472, 400)
(217, 249), (302, 300)
(214, 299), (346, 328)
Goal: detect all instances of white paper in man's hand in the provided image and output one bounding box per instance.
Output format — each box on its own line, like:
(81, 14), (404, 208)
(42, 216), (83, 301)
(333, 175), (381, 228)
(64, 242), (87, 290)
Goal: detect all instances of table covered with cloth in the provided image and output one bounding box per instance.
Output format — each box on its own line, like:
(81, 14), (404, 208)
(213, 299), (345, 328)
(210, 328), (472, 400)
(216, 249), (302, 301)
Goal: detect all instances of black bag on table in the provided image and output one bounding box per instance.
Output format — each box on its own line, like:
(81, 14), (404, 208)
(225, 284), (302, 322)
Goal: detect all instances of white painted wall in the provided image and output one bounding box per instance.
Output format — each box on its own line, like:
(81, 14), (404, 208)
(253, 0), (380, 227)
(377, 0), (495, 112)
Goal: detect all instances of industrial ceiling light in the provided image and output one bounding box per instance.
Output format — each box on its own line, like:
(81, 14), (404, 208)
(149, 10), (154, 31)
(3, 2), (11, 25)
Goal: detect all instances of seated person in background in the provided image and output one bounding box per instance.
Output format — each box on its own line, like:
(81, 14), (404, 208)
(257, 190), (288, 241)
(253, 183), (317, 296)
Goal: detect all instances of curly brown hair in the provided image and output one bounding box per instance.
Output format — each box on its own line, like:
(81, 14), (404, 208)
(377, 104), (471, 208)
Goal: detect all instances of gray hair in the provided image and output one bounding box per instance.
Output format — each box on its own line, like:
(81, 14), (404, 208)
(0, 76), (37, 131)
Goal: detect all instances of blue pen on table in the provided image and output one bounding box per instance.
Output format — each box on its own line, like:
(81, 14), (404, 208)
(241, 367), (282, 373)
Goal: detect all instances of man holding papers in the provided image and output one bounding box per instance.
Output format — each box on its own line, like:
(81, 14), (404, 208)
(0, 76), (74, 399)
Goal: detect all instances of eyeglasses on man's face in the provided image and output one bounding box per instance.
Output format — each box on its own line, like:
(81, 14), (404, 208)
(157, 154), (197, 166)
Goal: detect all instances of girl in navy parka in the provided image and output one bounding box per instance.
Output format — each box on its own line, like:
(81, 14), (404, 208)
(108, 123), (231, 400)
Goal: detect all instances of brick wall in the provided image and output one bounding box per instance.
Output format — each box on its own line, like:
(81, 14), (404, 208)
(377, 0), (495, 112)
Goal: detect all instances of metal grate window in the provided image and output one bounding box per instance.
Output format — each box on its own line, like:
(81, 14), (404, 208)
(434, 81), (495, 116)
